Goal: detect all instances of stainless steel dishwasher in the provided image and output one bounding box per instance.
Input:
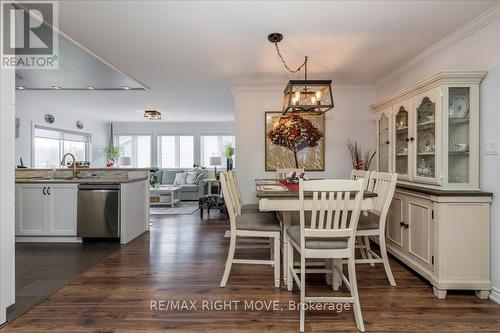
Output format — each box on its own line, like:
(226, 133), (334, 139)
(77, 184), (120, 238)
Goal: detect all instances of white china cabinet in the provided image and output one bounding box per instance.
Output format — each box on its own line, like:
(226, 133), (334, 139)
(371, 71), (492, 300)
(373, 71), (483, 190)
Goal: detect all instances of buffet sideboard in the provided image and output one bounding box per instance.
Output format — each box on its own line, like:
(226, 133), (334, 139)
(371, 71), (492, 299)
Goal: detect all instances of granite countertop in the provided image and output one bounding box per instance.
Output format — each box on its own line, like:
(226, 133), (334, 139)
(15, 176), (148, 184)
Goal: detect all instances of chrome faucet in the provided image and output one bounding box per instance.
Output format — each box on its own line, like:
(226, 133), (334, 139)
(61, 153), (78, 179)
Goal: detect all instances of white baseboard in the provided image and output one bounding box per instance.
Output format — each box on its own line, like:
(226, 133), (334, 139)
(16, 236), (82, 243)
(490, 286), (500, 304)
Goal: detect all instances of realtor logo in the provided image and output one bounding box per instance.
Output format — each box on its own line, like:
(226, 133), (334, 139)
(1, 1), (58, 69)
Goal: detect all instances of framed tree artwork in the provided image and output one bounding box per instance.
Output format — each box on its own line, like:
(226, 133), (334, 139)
(265, 111), (325, 171)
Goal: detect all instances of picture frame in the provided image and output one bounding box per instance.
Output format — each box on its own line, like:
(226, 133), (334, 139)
(265, 111), (325, 171)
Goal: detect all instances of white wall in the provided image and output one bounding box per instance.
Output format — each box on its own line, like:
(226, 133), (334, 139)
(0, 64), (16, 323)
(112, 121), (234, 167)
(15, 93), (110, 168)
(232, 86), (376, 205)
(374, 15), (500, 303)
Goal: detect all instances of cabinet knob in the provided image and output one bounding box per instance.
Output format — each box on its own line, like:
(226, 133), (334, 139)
(405, 138), (410, 142)
(47, 187), (51, 195)
(42, 187), (46, 195)
(385, 141), (390, 145)
(410, 137), (415, 142)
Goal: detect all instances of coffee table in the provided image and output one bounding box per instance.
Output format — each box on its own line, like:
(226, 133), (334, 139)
(150, 186), (182, 207)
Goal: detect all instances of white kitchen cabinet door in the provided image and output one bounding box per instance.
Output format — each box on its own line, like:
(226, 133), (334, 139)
(386, 193), (404, 248)
(47, 184), (77, 235)
(407, 196), (434, 270)
(16, 184), (47, 235)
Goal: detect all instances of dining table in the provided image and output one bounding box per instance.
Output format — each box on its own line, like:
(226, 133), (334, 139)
(255, 179), (377, 286)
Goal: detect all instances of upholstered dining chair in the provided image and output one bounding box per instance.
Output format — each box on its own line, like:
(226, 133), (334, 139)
(286, 179), (366, 332)
(227, 170), (260, 214)
(276, 168), (305, 180)
(219, 172), (281, 288)
(355, 171), (398, 286)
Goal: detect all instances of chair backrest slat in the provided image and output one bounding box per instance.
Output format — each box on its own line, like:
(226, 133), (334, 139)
(220, 172), (238, 231)
(366, 172), (398, 233)
(299, 179), (365, 251)
(351, 169), (372, 190)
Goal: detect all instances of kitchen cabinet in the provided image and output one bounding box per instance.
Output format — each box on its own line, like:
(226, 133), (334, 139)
(372, 71), (484, 190)
(16, 184), (77, 237)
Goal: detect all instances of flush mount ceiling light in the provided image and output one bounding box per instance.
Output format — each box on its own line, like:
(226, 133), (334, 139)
(51, 85), (62, 90)
(268, 32), (334, 115)
(86, 85), (95, 90)
(121, 86), (131, 90)
(144, 110), (161, 120)
(16, 86), (25, 90)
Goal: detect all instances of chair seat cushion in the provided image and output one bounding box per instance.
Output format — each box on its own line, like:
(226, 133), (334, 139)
(286, 225), (348, 250)
(357, 212), (380, 230)
(241, 204), (260, 213)
(236, 213), (280, 232)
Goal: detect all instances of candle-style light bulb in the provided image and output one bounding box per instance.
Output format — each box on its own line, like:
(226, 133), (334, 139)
(294, 91), (300, 105)
(311, 96), (316, 105)
(315, 91), (322, 105)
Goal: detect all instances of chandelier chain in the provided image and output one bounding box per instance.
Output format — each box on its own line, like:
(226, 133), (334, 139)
(273, 42), (307, 74)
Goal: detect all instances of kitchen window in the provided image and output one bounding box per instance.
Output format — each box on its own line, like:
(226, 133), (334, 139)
(33, 126), (91, 168)
(114, 134), (152, 168)
(200, 135), (235, 168)
(157, 135), (194, 168)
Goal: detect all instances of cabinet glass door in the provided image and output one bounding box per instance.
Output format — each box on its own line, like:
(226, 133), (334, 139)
(415, 96), (436, 179)
(448, 87), (470, 184)
(394, 106), (409, 177)
(378, 113), (390, 172)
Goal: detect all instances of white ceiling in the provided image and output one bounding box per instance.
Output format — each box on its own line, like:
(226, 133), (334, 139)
(16, 0), (499, 122)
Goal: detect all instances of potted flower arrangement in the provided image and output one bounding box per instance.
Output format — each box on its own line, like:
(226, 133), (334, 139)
(346, 139), (376, 170)
(101, 145), (122, 168)
(286, 171), (306, 184)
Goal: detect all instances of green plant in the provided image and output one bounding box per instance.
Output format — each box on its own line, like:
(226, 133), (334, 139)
(101, 145), (122, 161)
(223, 143), (234, 159)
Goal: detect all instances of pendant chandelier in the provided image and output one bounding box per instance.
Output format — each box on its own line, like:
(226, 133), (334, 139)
(144, 110), (162, 120)
(268, 33), (334, 115)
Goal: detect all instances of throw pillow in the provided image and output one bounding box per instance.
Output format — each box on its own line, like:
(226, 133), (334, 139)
(173, 172), (188, 185)
(185, 172), (198, 184)
(195, 170), (208, 184)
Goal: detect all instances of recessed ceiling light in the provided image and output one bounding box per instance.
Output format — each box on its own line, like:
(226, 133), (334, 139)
(121, 86), (131, 90)
(86, 85), (95, 90)
(16, 86), (26, 90)
(52, 85), (61, 90)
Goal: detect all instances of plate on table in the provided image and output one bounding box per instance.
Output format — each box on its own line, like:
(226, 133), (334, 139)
(257, 184), (287, 192)
(449, 95), (469, 119)
(256, 180), (278, 185)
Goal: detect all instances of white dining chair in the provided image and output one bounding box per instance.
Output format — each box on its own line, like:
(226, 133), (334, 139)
(286, 179), (366, 332)
(355, 171), (398, 286)
(350, 169), (371, 190)
(219, 172), (281, 288)
(276, 168), (305, 180)
(227, 170), (260, 214)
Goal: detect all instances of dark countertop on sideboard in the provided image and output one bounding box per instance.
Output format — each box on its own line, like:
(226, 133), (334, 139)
(396, 184), (493, 197)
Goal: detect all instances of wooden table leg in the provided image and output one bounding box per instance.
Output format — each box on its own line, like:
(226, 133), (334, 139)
(281, 211), (291, 285)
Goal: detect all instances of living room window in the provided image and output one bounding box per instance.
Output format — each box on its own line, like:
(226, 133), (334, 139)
(157, 135), (194, 168)
(200, 135), (235, 169)
(114, 134), (151, 167)
(33, 126), (91, 168)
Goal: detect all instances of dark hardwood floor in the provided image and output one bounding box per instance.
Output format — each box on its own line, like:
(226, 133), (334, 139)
(2, 211), (500, 332)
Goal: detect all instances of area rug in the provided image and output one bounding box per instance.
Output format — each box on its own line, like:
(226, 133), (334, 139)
(150, 202), (199, 215)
